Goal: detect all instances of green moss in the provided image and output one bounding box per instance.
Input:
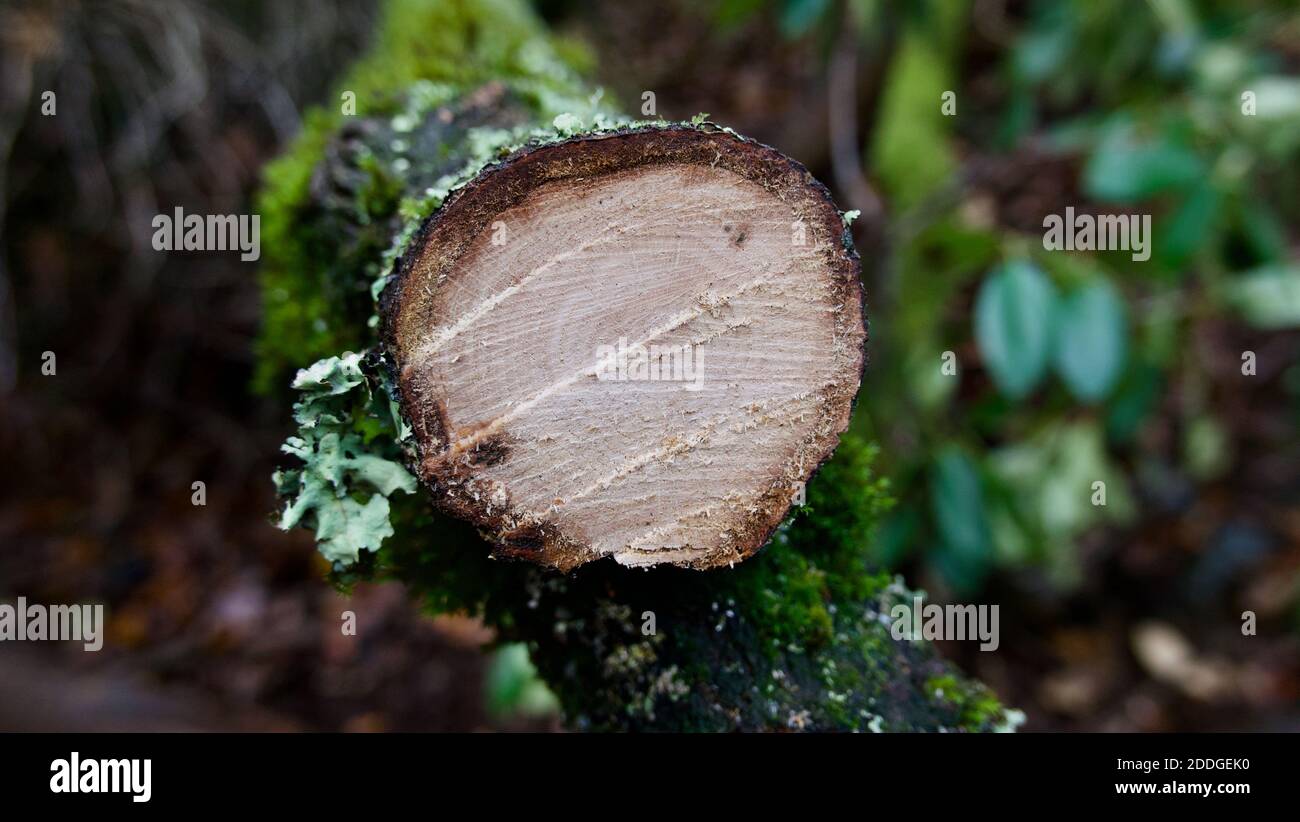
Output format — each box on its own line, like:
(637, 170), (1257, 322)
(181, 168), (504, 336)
(718, 434), (894, 654)
(925, 673), (1022, 732)
(257, 112), (340, 391)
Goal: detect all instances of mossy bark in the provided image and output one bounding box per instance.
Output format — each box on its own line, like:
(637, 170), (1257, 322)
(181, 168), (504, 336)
(259, 0), (1015, 731)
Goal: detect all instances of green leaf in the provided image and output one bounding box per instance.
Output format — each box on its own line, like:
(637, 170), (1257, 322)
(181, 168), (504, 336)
(869, 12), (963, 209)
(974, 260), (1058, 399)
(1083, 121), (1204, 203)
(1236, 200), (1288, 265)
(1038, 423), (1133, 534)
(1157, 182), (1219, 267)
(486, 644), (560, 720)
(929, 448), (992, 591)
(1104, 361), (1163, 443)
(986, 421), (1136, 589)
(1012, 12), (1072, 84)
(1218, 266), (1300, 329)
(1053, 279), (1128, 402)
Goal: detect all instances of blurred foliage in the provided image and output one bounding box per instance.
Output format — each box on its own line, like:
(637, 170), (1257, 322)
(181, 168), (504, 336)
(485, 643), (561, 720)
(725, 0), (1300, 596)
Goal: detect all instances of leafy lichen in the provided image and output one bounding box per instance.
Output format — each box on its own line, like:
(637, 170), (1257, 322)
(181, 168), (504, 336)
(274, 352), (416, 566)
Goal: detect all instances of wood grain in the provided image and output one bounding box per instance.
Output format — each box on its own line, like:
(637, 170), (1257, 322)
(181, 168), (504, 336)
(383, 125), (865, 569)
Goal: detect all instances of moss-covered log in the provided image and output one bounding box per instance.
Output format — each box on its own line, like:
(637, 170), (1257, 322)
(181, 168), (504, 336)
(259, 0), (1017, 731)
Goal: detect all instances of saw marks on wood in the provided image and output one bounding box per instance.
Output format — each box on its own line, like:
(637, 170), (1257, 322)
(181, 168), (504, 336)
(384, 127), (864, 569)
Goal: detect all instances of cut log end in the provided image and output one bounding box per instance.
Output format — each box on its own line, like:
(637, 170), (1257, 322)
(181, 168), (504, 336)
(382, 125), (865, 570)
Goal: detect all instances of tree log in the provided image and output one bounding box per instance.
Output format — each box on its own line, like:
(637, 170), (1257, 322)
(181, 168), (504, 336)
(259, 0), (1016, 732)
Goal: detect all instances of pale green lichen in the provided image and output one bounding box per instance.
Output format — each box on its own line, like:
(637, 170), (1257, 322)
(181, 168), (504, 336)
(275, 352), (416, 566)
